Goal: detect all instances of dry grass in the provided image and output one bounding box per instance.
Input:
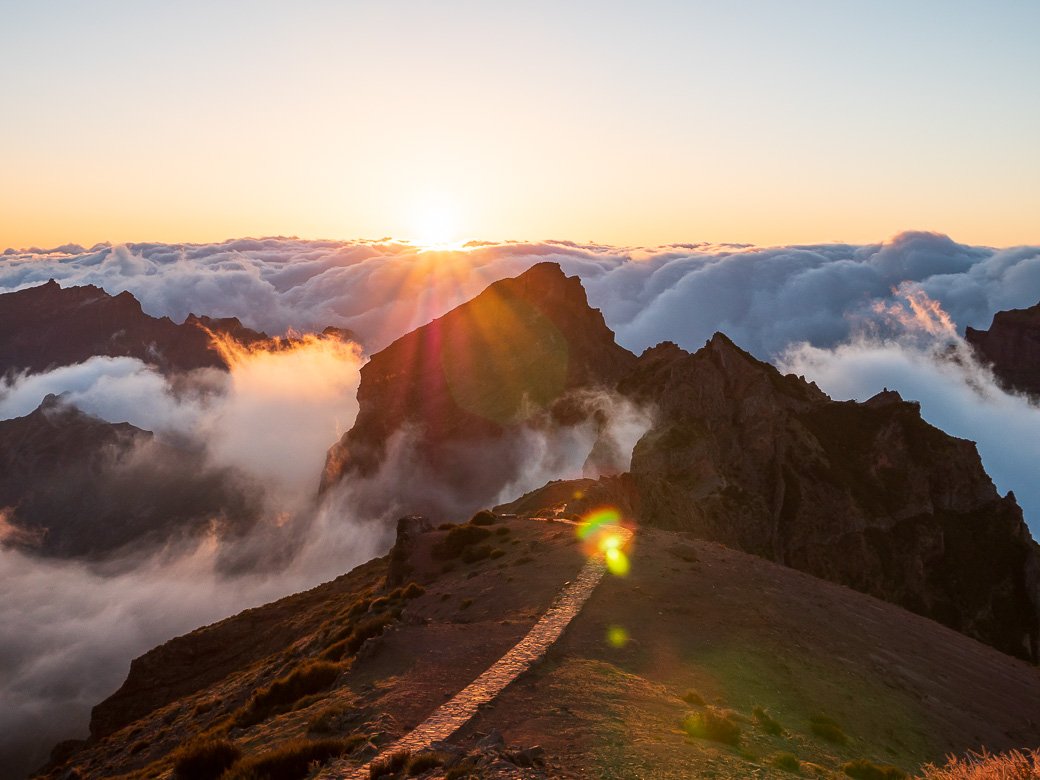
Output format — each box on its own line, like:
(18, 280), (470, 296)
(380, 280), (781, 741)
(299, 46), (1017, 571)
(918, 749), (1040, 779)
(682, 706), (742, 746)
(235, 661), (342, 727)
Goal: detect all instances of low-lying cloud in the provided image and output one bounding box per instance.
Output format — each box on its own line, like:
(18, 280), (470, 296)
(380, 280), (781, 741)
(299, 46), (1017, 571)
(2, 231), (1040, 776)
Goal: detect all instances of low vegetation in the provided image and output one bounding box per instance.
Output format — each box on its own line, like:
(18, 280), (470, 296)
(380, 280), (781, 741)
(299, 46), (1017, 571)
(842, 758), (907, 779)
(369, 750), (411, 778)
(222, 737), (360, 780)
(682, 706), (742, 746)
(919, 749), (1040, 779)
(771, 752), (801, 773)
(470, 510), (498, 526)
(171, 738), (241, 780)
(433, 525), (492, 559)
(321, 613), (395, 662)
(405, 750), (451, 775)
(235, 661), (342, 727)
(753, 705), (784, 736)
(809, 713), (848, 744)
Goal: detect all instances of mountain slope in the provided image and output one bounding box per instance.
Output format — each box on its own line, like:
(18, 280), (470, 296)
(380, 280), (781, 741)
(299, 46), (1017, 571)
(0, 396), (262, 558)
(36, 517), (1040, 780)
(320, 262), (637, 518)
(499, 334), (1040, 661)
(0, 280), (267, 377)
(965, 301), (1040, 397)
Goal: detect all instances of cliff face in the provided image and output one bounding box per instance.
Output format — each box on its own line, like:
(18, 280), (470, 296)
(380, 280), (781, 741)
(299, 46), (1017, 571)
(320, 262), (637, 515)
(503, 334), (1040, 661)
(965, 301), (1040, 397)
(0, 280), (267, 377)
(0, 397), (262, 558)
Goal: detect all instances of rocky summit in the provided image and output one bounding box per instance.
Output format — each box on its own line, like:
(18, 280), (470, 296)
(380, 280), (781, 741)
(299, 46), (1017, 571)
(320, 262), (637, 515)
(501, 331), (1040, 662)
(0, 280), (268, 377)
(966, 300), (1040, 398)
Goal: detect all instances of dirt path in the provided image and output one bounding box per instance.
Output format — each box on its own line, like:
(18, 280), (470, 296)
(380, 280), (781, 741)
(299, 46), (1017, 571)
(320, 523), (632, 779)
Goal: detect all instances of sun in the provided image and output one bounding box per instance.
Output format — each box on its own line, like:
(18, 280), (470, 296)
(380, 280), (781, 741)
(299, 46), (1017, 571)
(407, 194), (462, 248)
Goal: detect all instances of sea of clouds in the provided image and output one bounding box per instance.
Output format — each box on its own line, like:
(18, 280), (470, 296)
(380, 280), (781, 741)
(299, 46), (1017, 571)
(2, 230), (1039, 776)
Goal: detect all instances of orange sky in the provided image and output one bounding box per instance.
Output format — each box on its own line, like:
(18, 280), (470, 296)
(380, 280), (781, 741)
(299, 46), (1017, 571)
(3, 2), (1038, 250)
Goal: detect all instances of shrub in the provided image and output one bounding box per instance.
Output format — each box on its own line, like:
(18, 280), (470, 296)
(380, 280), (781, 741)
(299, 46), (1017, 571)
(406, 750), (450, 775)
(489, 548), (506, 559)
(772, 752), (801, 773)
(681, 690), (705, 706)
(470, 510), (497, 526)
(324, 613), (397, 662)
(192, 698), (220, 716)
(810, 713), (848, 744)
(460, 544), (492, 564)
(223, 738), (358, 780)
(682, 707), (741, 746)
(235, 661), (341, 727)
(401, 582), (425, 599)
(919, 749), (1040, 779)
(842, 758), (907, 780)
(433, 525), (492, 559)
(460, 598), (474, 609)
(369, 750), (411, 778)
(171, 737), (242, 780)
(306, 704), (358, 735)
(445, 759), (478, 779)
(369, 596), (391, 611)
(753, 706), (783, 736)
(346, 597), (372, 618)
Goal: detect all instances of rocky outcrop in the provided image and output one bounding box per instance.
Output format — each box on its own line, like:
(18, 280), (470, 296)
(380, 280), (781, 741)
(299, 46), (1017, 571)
(966, 302), (1040, 397)
(0, 396), (261, 558)
(502, 334), (1040, 661)
(0, 280), (268, 377)
(320, 262), (637, 517)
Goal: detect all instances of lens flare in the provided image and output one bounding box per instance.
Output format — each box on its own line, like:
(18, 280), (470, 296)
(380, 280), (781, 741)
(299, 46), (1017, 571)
(606, 625), (630, 647)
(576, 507), (632, 576)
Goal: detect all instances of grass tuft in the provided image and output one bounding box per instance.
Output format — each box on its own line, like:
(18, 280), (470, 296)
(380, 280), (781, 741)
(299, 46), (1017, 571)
(223, 737), (359, 780)
(235, 661), (341, 727)
(682, 706), (741, 746)
(753, 705), (784, 736)
(809, 713), (848, 744)
(771, 752), (801, 773)
(171, 737), (241, 780)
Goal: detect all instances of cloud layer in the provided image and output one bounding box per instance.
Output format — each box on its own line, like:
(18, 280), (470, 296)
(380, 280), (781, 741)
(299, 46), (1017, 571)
(2, 231), (1040, 776)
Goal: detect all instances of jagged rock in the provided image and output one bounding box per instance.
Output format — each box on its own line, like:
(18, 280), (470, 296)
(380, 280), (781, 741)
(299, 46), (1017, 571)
(0, 280), (269, 376)
(0, 397), (262, 559)
(387, 515), (434, 587)
(505, 332), (1040, 660)
(966, 301), (1040, 397)
(320, 262), (637, 518)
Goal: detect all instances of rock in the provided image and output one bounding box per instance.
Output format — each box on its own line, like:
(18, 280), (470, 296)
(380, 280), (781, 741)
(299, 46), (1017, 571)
(0, 280), (269, 377)
(320, 262), (637, 518)
(966, 301), (1040, 397)
(386, 515), (434, 587)
(477, 728), (505, 750)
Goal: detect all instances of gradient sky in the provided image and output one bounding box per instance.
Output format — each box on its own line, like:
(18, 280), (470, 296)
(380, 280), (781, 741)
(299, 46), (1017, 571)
(2, 0), (1038, 249)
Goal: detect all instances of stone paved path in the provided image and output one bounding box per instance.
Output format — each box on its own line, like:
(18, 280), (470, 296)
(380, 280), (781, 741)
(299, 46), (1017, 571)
(320, 522), (632, 779)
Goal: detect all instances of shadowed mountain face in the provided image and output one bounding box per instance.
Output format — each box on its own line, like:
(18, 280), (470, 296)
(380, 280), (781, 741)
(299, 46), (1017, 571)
(966, 301), (1040, 397)
(0, 396), (262, 559)
(0, 280), (267, 377)
(501, 334), (1040, 661)
(321, 262), (638, 516)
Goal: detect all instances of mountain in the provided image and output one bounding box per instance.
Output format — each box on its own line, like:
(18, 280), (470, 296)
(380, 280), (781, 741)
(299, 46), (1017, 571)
(36, 516), (1040, 779)
(965, 301), (1040, 397)
(0, 280), (268, 377)
(500, 334), (1040, 662)
(0, 396), (262, 558)
(320, 262), (637, 516)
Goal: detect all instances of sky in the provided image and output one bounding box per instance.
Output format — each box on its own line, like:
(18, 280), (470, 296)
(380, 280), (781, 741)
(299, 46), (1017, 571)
(2, 0), (1038, 249)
